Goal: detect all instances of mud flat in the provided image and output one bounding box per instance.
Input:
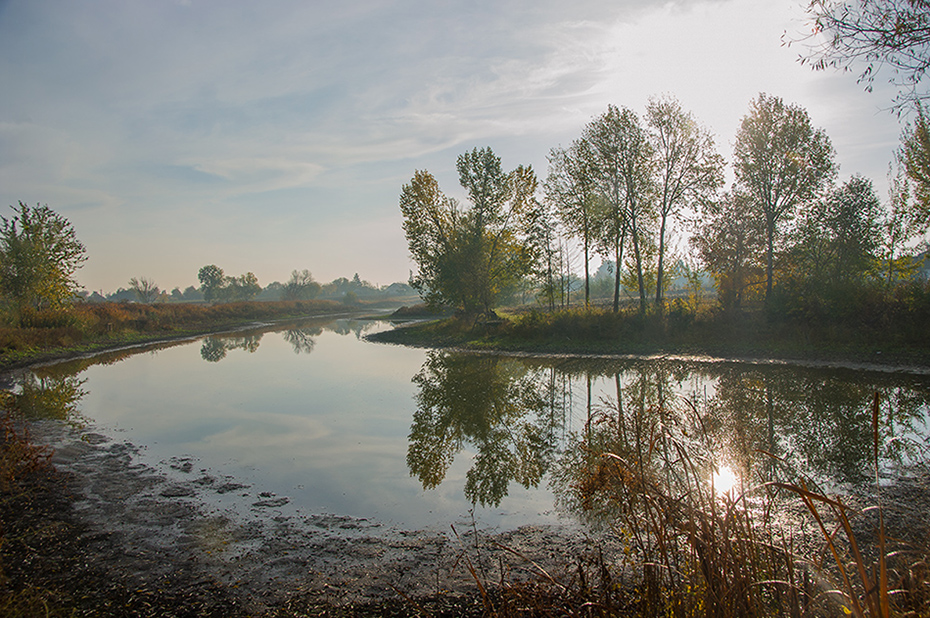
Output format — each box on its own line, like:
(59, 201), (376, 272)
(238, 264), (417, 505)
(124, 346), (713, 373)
(20, 417), (614, 614)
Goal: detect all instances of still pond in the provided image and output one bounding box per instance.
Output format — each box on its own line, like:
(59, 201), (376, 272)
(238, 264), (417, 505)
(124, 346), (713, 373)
(8, 317), (930, 532)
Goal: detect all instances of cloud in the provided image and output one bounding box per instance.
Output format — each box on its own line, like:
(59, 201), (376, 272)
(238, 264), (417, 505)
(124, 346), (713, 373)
(0, 0), (909, 291)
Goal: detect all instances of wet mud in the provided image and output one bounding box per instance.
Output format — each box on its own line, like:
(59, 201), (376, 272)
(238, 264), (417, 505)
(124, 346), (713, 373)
(24, 418), (613, 614)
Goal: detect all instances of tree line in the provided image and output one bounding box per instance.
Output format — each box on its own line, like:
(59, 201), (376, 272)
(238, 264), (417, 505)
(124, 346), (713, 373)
(0, 200), (416, 325)
(400, 92), (930, 319)
(97, 269), (415, 305)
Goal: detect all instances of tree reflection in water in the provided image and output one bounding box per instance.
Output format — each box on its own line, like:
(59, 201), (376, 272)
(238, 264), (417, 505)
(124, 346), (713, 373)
(406, 351), (567, 507)
(407, 352), (930, 515)
(200, 334), (263, 362)
(704, 365), (930, 486)
(198, 320), (372, 362)
(8, 372), (87, 426)
(281, 326), (323, 355)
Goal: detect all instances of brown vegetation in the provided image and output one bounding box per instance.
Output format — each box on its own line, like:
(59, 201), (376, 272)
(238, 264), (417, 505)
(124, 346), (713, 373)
(0, 299), (352, 370)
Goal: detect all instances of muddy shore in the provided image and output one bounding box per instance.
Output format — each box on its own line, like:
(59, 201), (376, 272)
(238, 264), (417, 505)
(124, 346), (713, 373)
(9, 412), (930, 616)
(3, 415), (615, 616)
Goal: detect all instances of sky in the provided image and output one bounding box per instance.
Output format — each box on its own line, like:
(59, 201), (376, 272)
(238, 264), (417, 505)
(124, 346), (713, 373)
(0, 0), (908, 294)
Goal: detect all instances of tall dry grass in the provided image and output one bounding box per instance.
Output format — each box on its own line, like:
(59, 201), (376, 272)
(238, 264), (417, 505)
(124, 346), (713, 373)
(0, 299), (347, 359)
(460, 392), (929, 617)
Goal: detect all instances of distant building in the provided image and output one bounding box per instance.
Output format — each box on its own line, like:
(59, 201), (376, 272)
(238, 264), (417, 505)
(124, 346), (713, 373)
(381, 282), (417, 298)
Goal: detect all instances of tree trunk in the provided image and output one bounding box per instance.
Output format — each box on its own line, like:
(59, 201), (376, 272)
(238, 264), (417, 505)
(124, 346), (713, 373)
(612, 225), (626, 313)
(765, 219), (775, 304)
(655, 214), (667, 312)
(584, 238), (590, 309)
(613, 238), (621, 313)
(631, 219), (646, 316)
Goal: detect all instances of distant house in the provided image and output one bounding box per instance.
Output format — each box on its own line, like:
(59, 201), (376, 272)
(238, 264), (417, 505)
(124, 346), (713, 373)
(381, 282), (417, 298)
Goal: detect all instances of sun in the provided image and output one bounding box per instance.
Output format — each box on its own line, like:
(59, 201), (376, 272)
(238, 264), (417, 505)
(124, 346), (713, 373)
(712, 464), (739, 496)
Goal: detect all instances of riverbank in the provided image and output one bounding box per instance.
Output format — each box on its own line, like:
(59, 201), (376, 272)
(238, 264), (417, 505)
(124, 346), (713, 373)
(368, 305), (930, 370)
(0, 300), (377, 372)
(4, 306), (930, 615)
(0, 410), (620, 617)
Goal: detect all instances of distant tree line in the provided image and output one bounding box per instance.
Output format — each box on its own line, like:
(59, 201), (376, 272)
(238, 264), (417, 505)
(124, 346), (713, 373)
(75, 268), (417, 306)
(400, 93), (930, 319)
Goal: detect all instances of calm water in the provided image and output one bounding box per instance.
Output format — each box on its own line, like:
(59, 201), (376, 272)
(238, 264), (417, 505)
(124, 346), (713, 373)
(10, 317), (930, 532)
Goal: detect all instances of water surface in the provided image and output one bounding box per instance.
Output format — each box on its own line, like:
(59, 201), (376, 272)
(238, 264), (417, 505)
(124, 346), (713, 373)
(11, 318), (930, 532)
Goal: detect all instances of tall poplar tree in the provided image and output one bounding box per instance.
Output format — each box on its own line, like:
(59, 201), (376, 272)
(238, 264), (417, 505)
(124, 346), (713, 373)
(733, 93), (836, 304)
(645, 95), (724, 310)
(586, 105), (655, 315)
(544, 138), (601, 308)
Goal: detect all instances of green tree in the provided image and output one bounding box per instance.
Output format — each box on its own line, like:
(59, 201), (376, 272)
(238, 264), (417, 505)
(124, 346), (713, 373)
(198, 264), (225, 302)
(733, 93), (837, 304)
(523, 181), (565, 310)
(181, 285), (203, 301)
(585, 105), (655, 314)
(645, 95), (725, 311)
(400, 147), (541, 317)
(0, 202), (87, 314)
(281, 269), (321, 301)
(226, 272), (261, 301)
(544, 138), (601, 307)
(789, 175), (882, 288)
(692, 192), (767, 310)
(901, 106), (930, 225)
(880, 163), (926, 286)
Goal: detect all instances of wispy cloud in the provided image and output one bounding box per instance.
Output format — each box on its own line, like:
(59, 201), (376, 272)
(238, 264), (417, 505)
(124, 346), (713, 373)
(0, 0), (907, 290)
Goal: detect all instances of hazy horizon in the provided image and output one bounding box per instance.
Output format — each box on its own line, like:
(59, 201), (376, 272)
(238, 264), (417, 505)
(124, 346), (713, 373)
(0, 0), (905, 294)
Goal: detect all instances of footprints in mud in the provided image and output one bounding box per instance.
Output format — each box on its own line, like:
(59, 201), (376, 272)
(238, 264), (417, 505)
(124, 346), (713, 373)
(214, 481), (248, 494)
(252, 492), (290, 508)
(67, 436), (379, 544)
(166, 456), (193, 473)
(159, 484), (197, 498)
(161, 455), (289, 509)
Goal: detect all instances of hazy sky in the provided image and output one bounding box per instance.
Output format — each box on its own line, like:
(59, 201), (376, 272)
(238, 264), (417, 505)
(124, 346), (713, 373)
(0, 0), (906, 293)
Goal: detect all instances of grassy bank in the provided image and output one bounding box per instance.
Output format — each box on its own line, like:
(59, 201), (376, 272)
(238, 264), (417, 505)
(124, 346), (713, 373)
(0, 300), (365, 371)
(371, 303), (930, 367)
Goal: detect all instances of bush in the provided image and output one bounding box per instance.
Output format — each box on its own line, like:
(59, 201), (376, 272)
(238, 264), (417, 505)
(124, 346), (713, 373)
(666, 297), (696, 331)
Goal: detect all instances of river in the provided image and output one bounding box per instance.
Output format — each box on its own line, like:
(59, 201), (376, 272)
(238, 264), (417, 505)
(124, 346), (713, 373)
(8, 316), (930, 536)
